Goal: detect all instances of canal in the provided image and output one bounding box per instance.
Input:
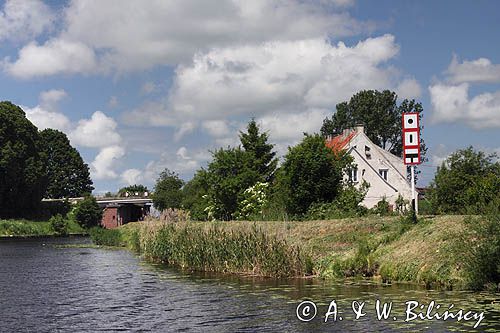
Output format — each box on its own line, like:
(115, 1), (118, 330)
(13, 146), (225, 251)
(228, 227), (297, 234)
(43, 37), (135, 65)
(1, 237), (499, 332)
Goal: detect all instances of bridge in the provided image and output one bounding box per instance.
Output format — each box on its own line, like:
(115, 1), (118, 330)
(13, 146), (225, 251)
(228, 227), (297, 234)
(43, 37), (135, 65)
(96, 198), (154, 229)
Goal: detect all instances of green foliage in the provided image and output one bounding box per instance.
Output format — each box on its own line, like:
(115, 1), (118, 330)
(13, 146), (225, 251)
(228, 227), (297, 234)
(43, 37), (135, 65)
(320, 90), (426, 158)
(0, 219), (52, 236)
(0, 101), (47, 218)
(395, 194), (409, 215)
(74, 196), (102, 229)
(278, 134), (351, 216)
(49, 214), (69, 236)
(429, 146), (500, 214)
(153, 169), (184, 211)
(181, 170), (210, 220)
(117, 184), (149, 197)
(371, 197), (392, 216)
(204, 147), (260, 220)
(40, 129), (93, 199)
(458, 202), (500, 290)
(234, 181), (269, 220)
(89, 227), (124, 246)
(239, 119), (278, 182)
(306, 181), (369, 220)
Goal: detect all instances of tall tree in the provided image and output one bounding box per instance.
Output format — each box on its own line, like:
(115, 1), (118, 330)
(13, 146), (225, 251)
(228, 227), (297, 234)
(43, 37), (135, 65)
(205, 147), (260, 220)
(239, 119), (278, 182)
(0, 101), (47, 217)
(40, 129), (93, 199)
(181, 169), (210, 220)
(429, 147), (500, 214)
(277, 134), (351, 216)
(153, 169), (184, 211)
(320, 90), (427, 159)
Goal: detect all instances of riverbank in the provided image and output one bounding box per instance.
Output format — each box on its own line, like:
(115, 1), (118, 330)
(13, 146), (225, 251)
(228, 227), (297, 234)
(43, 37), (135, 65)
(0, 218), (85, 237)
(91, 214), (488, 289)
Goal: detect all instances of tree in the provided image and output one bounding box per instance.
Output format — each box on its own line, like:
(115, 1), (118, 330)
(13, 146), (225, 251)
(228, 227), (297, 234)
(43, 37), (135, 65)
(74, 196), (102, 229)
(40, 129), (93, 199)
(205, 147), (260, 220)
(278, 134), (351, 216)
(181, 169), (210, 220)
(117, 184), (149, 197)
(320, 90), (427, 159)
(239, 119), (278, 181)
(0, 101), (47, 218)
(153, 169), (184, 211)
(429, 147), (500, 214)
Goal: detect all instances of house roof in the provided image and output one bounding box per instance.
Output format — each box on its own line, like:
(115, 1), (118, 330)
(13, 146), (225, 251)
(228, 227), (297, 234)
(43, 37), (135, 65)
(325, 129), (357, 153)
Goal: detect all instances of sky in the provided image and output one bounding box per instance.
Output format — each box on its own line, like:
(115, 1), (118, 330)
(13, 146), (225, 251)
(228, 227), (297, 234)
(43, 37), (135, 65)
(1, 0), (499, 194)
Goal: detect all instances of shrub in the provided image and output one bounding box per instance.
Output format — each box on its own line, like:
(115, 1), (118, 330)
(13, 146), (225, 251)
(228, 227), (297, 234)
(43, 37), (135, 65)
(74, 196), (102, 229)
(372, 197), (392, 216)
(89, 227), (123, 246)
(49, 214), (68, 236)
(459, 202), (500, 290)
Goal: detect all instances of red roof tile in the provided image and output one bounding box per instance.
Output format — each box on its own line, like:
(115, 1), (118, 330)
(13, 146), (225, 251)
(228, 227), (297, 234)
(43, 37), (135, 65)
(325, 130), (356, 153)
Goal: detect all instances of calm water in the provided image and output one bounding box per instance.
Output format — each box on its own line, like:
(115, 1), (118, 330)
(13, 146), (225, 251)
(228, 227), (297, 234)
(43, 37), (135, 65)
(1, 237), (499, 332)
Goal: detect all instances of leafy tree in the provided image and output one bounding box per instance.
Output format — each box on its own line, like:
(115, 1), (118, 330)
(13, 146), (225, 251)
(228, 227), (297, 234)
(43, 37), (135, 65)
(0, 101), (47, 218)
(40, 129), (93, 199)
(239, 119), (278, 181)
(278, 134), (351, 216)
(181, 169), (210, 220)
(205, 147), (260, 220)
(74, 196), (102, 229)
(153, 169), (184, 211)
(320, 90), (427, 160)
(429, 147), (500, 214)
(117, 184), (149, 197)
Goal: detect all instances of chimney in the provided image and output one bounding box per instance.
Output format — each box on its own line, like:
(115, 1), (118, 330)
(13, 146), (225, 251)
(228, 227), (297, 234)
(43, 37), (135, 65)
(354, 123), (364, 134)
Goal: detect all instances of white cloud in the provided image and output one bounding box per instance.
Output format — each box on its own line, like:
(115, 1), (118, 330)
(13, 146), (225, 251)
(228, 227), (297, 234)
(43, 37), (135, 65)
(91, 145), (125, 180)
(70, 111), (122, 148)
(23, 89), (70, 131)
(4, 39), (97, 79)
(0, 0), (53, 42)
(429, 83), (500, 128)
(4, 0), (372, 78)
(446, 55), (500, 84)
(24, 105), (71, 132)
(396, 78), (422, 99)
(202, 120), (231, 137)
(121, 168), (143, 185)
(39, 89), (67, 111)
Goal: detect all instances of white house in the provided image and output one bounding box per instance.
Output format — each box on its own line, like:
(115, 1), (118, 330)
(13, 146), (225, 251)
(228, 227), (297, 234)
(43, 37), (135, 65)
(326, 125), (416, 209)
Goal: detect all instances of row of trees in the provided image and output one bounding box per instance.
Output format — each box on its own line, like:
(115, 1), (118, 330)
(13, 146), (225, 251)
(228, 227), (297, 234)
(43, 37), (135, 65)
(150, 89), (428, 220)
(0, 101), (93, 218)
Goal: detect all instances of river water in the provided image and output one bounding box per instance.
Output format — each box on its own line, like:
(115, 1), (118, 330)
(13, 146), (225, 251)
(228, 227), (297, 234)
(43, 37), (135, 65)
(1, 237), (499, 332)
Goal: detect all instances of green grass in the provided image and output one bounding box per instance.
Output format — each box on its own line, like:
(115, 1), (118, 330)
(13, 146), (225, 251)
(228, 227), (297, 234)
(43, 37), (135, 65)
(94, 214), (484, 289)
(0, 216), (85, 237)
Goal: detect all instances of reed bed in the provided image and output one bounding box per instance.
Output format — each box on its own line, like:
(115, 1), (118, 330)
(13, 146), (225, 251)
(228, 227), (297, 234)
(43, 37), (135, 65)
(131, 221), (309, 278)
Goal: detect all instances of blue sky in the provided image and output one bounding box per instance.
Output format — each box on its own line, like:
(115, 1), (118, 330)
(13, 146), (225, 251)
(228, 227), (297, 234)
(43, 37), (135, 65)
(1, 0), (499, 193)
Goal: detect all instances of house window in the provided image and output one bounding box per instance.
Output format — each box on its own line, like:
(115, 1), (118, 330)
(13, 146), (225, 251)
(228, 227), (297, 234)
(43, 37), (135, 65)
(379, 169), (388, 181)
(365, 145), (371, 159)
(350, 168), (358, 182)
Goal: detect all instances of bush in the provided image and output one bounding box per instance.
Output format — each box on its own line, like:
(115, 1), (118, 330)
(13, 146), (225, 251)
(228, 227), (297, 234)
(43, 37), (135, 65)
(89, 227), (123, 246)
(459, 202), (500, 290)
(371, 197), (392, 216)
(49, 214), (68, 236)
(74, 196), (102, 229)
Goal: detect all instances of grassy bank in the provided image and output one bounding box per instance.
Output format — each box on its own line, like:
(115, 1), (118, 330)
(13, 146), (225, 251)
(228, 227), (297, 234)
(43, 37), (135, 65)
(91, 215), (495, 289)
(0, 217), (85, 237)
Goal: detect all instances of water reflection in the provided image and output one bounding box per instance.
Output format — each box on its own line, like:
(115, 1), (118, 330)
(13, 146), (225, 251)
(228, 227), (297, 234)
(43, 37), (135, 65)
(0, 237), (498, 332)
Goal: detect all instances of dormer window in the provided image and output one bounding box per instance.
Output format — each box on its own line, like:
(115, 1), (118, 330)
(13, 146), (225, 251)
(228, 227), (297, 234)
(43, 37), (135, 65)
(379, 169), (388, 181)
(365, 145), (371, 159)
